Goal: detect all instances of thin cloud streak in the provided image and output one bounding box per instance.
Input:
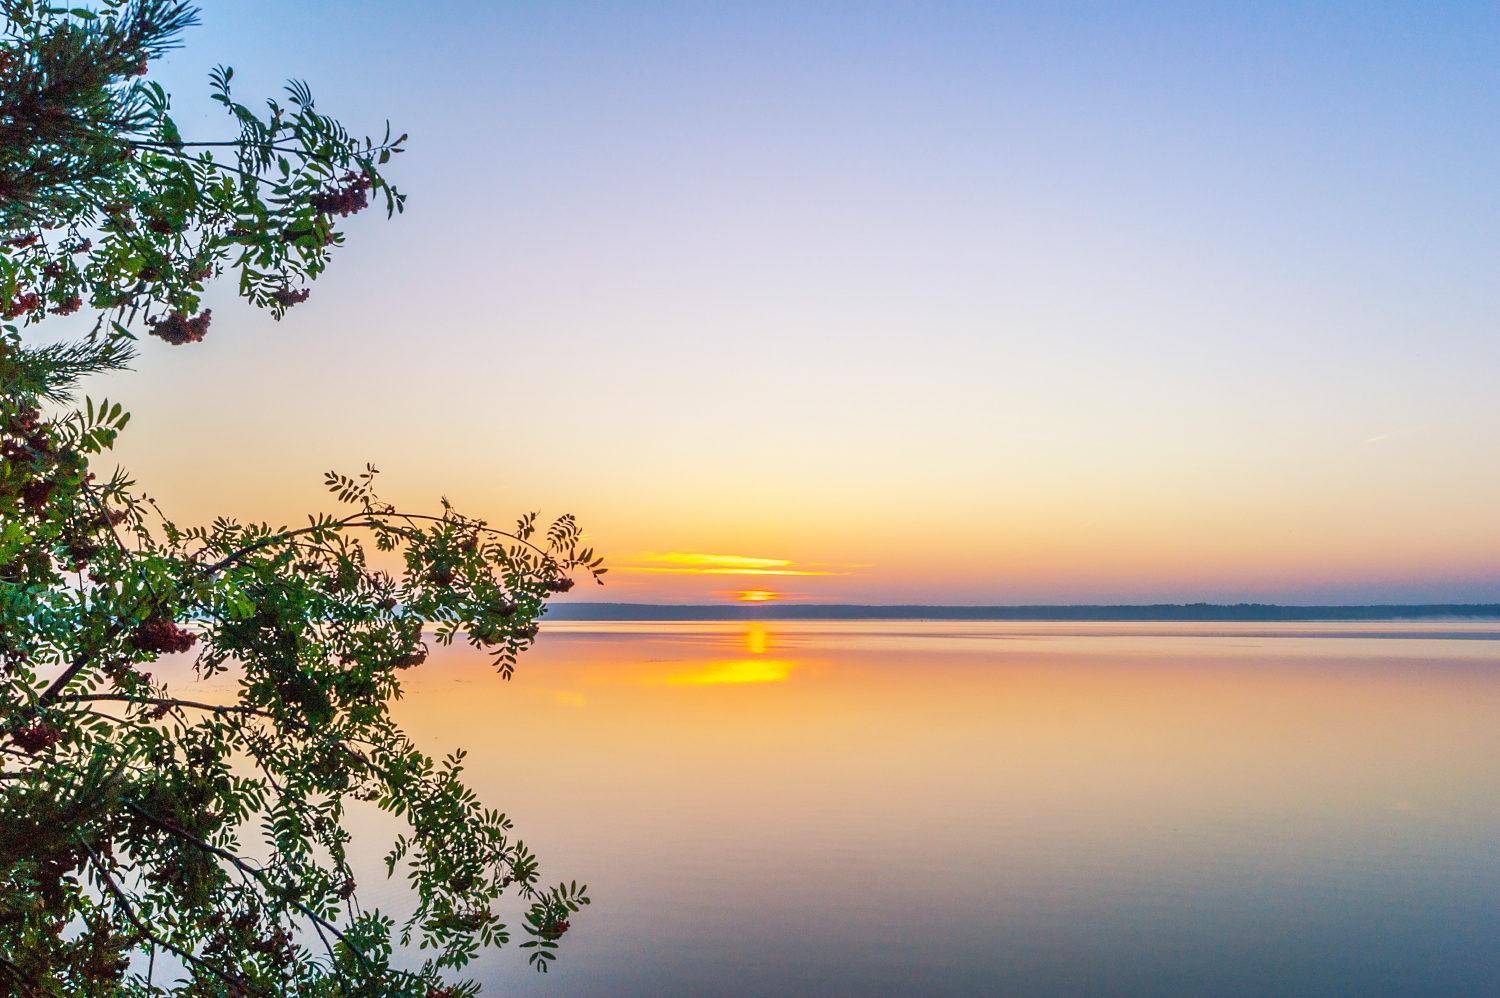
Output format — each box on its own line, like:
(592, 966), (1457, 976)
(616, 551), (846, 577)
(616, 566), (837, 577)
(635, 553), (797, 569)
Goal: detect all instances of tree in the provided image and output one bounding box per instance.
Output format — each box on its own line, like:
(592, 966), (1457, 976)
(1, 2), (602, 993)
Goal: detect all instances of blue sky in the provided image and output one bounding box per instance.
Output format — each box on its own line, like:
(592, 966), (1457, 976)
(111, 1), (1500, 603)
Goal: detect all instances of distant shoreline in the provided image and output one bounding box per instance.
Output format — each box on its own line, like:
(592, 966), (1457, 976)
(547, 602), (1500, 622)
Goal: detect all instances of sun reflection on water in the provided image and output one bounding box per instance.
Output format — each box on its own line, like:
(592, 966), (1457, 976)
(664, 658), (795, 685)
(658, 622), (792, 685)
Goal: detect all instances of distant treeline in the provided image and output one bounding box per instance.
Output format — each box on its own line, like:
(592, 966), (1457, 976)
(547, 603), (1500, 621)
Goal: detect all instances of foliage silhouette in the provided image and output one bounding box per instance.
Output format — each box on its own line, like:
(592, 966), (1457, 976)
(1, 2), (602, 993)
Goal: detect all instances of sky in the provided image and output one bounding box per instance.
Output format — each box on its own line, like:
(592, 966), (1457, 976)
(92, 1), (1500, 604)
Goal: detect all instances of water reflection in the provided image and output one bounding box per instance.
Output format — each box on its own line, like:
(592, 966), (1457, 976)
(659, 623), (795, 685)
(664, 658), (794, 686)
(745, 622), (768, 655)
(377, 621), (1500, 996)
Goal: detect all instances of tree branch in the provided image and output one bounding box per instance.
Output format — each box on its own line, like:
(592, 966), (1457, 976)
(80, 838), (267, 996)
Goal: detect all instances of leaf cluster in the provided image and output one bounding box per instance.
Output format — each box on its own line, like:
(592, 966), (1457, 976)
(1, 4), (598, 995)
(1, 0), (406, 336)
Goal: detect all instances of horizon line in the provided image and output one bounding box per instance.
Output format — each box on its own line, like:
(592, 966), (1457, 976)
(546, 602), (1500, 622)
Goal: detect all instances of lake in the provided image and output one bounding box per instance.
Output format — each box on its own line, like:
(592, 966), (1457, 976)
(368, 620), (1500, 996)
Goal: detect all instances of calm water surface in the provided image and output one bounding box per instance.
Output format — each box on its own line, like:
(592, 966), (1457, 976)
(369, 621), (1500, 995)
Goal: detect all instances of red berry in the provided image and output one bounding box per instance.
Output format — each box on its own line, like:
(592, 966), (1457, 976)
(11, 721), (60, 753)
(129, 615), (197, 655)
(147, 310), (212, 345)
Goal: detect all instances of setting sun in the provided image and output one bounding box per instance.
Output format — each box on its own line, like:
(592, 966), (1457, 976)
(734, 589), (783, 603)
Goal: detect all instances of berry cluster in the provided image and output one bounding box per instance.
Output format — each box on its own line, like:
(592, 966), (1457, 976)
(433, 905), (495, 934)
(129, 615), (198, 655)
(147, 309), (212, 345)
(11, 721), (61, 753)
(3, 291), (39, 319)
(394, 648), (427, 669)
(0, 404), (42, 451)
(0, 405), (72, 530)
(245, 927), (294, 963)
(102, 206), (136, 232)
(311, 172), (372, 217)
(203, 914), (299, 977)
(35, 843), (85, 898)
(50, 295), (82, 316)
(64, 539), (101, 571)
(271, 287), (311, 308)
(21, 477), (55, 511)
(544, 576), (575, 593)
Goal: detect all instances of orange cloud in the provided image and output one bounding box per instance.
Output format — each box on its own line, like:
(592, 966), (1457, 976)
(638, 553), (793, 569)
(616, 552), (838, 577)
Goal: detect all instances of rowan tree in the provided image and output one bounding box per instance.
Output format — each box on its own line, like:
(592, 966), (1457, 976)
(1, 3), (601, 994)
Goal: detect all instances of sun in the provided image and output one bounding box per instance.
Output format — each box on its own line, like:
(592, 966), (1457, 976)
(734, 589), (783, 603)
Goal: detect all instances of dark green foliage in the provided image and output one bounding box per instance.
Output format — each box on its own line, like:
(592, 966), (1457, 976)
(1, 0), (404, 328)
(1, 3), (600, 993)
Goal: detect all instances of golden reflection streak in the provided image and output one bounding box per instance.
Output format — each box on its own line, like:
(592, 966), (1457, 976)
(655, 624), (789, 685)
(663, 659), (794, 686)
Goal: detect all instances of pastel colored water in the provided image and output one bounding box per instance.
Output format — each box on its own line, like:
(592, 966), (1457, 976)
(363, 621), (1500, 995)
